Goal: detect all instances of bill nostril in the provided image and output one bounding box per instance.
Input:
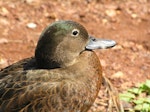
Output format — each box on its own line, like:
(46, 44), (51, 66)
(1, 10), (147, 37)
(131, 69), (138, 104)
(92, 38), (96, 41)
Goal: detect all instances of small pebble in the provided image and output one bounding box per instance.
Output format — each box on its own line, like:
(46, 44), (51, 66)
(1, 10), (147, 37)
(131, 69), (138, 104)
(105, 9), (117, 17)
(111, 71), (125, 78)
(0, 58), (8, 69)
(0, 38), (8, 44)
(0, 7), (9, 16)
(27, 23), (37, 29)
(131, 13), (138, 19)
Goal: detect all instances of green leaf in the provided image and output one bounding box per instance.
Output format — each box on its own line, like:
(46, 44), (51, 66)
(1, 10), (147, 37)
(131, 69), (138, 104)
(145, 80), (150, 89)
(139, 80), (150, 93)
(120, 80), (150, 111)
(133, 97), (150, 104)
(144, 98), (150, 103)
(134, 104), (143, 111)
(142, 103), (150, 111)
(121, 92), (136, 98)
(140, 84), (150, 93)
(133, 99), (144, 104)
(119, 92), (135, 102)
(120, 96), (132, 102)
(128, 87), (141, 95)
(134, 103), (150, 111)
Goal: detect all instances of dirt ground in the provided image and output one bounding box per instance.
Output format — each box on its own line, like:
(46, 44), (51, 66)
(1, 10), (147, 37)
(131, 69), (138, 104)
(0, 0), (150, 111)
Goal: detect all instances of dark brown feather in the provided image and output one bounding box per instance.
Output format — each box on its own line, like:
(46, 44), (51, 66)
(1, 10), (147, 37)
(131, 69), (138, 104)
(0, 51), (102, 112)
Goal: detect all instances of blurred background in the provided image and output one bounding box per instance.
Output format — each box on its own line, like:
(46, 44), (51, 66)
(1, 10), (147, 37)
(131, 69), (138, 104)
(0, 0), (149, 111)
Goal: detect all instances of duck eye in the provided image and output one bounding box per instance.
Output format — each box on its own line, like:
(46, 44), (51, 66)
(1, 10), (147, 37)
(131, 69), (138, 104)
(71, 29), (79, 37)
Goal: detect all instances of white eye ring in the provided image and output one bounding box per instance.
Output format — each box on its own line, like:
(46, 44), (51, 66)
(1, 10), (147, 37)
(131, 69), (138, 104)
(71, 29), (79, 37)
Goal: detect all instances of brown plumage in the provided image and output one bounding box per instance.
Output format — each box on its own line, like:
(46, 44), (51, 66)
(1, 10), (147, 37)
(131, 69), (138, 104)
(0, 20), (116, 112)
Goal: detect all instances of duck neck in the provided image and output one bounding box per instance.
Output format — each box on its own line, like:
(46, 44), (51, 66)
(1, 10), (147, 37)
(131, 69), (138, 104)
(35, 48), (78, 69)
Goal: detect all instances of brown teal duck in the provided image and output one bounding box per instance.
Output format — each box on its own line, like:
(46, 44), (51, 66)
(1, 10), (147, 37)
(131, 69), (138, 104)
(0, 20), (116, 112)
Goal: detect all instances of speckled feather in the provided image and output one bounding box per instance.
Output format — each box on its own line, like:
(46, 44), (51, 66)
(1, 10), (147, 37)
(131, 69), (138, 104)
(0, 52), (102, 112)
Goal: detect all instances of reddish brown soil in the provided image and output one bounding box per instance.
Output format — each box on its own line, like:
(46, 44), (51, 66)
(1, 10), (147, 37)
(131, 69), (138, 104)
(0, 0), (150, 111)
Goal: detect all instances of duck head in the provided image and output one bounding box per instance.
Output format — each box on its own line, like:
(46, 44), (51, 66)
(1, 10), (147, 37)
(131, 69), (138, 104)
(35, 20), (116, 69)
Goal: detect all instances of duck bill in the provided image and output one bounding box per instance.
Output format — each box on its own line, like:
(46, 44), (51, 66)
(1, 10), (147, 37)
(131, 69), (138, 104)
(85, 36), (116, 50)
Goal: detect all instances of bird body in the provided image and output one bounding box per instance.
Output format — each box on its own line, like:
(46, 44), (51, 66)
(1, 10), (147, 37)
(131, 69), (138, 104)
(0, 20), (116, 112)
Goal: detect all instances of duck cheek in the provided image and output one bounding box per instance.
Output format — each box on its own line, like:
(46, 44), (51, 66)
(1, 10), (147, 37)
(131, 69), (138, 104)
(67, 39), (85, 53)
